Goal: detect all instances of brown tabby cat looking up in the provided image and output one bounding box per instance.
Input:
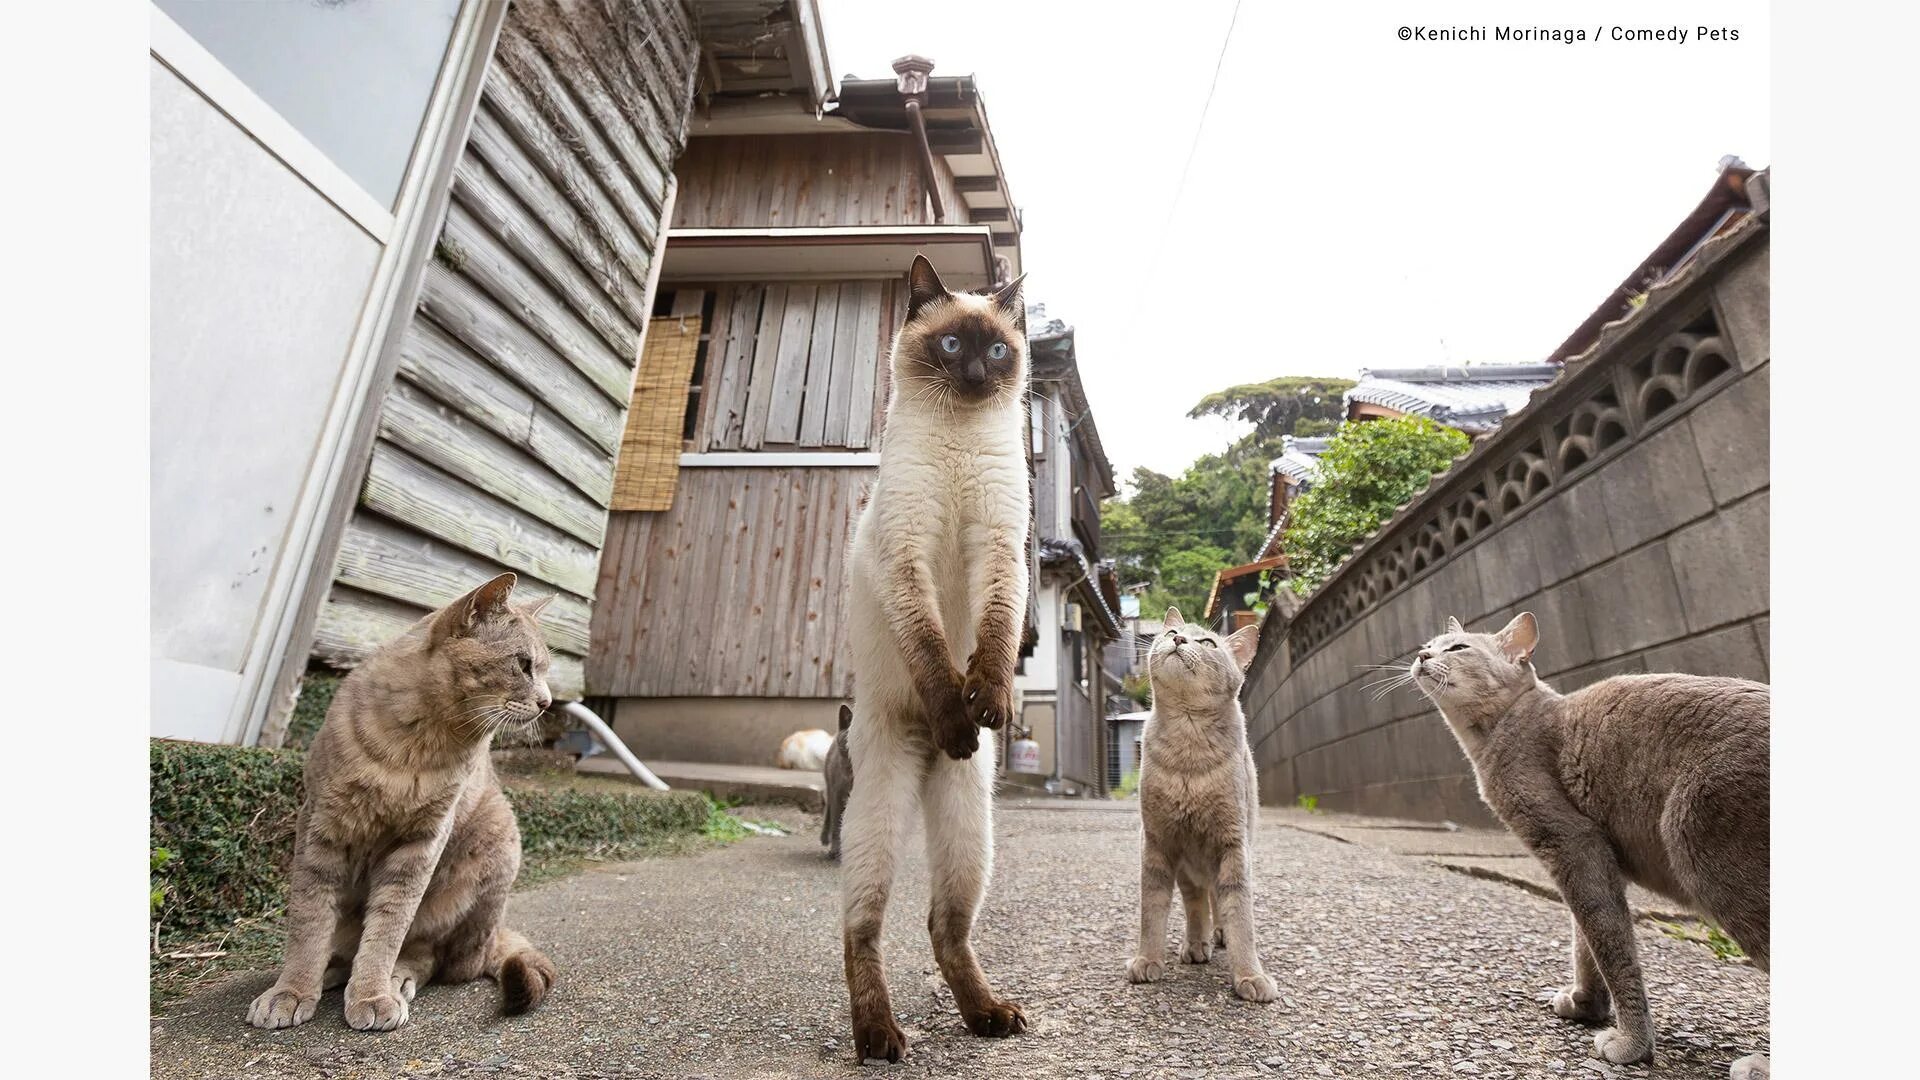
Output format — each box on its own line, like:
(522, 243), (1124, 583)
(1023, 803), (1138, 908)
(1126, 607), (1278, 1004)
(247, 573), (559, 1031)
(1411, 612), (1768, 1077)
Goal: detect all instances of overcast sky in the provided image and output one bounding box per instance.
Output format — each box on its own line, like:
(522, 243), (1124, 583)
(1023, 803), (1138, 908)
(817, 0), (1771, 484)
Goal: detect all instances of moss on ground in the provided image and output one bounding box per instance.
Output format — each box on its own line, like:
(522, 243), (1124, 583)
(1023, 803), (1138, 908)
(149, 739), (720, 1008)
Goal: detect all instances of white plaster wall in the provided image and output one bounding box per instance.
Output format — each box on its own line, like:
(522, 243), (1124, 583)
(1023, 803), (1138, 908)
(150, 58), (379, 720)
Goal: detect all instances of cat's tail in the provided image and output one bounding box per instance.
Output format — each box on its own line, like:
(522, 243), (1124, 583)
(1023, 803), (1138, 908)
(487, 927), (557, 1015)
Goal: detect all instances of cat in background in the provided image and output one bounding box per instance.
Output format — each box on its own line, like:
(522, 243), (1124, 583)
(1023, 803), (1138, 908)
(820, 703), (854, 860)
(1410, 612), (1768, 1078)
(247, 573), (558, 1031)
(838, 254), (1032, 1063)
(1126, 607), (1278, 1003)
(778, 727), (833, 770)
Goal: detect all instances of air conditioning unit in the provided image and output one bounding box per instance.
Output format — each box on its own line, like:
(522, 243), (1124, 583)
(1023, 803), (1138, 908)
(1065, 602), (1083, 633)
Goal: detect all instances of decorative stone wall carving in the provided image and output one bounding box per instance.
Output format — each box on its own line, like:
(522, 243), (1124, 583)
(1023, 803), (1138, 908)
(1287, 305), (1740, 661)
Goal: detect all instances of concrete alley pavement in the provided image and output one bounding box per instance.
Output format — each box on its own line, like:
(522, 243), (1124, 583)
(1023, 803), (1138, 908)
(151, 801), (1768, 1079)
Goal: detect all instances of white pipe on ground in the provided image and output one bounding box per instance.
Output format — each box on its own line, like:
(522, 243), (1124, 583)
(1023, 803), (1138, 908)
(559, 700), (669, 791)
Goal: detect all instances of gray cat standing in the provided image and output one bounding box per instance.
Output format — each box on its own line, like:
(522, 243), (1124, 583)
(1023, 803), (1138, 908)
(1126, 607), (1279, 1003)
(1412, 612), (1768, 1077)
(820, 704), (853, 860)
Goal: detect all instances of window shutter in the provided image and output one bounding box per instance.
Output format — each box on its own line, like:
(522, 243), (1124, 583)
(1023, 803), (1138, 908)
(611, 315), (703, 511)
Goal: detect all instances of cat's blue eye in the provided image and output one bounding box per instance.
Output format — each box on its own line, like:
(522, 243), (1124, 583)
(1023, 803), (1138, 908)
(1200, 639), (1217, 647)
(518, 654), (534, 676)
(940, 334), (961, 354)
(987, 341), (1008, 360)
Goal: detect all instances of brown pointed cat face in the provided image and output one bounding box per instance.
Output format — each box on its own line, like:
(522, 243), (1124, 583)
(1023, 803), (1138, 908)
(897, 254), (1027, 406)
(428, 573), (555, 737)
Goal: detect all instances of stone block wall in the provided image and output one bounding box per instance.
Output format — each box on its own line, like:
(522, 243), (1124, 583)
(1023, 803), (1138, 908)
(1241, 219), (1769, 825)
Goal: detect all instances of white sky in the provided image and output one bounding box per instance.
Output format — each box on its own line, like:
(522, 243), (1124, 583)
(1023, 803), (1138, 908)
(816, 0), (1770, 482)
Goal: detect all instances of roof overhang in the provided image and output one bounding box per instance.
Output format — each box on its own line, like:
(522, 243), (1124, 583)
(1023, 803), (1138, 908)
(834, 74), (1022, 280)
(1204, 554), (1288, 621)
(659, 225), (997, 287)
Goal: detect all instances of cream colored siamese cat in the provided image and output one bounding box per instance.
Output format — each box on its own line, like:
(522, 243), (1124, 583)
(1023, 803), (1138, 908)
(1126, 607), (1278, 1003)
(1413, 612), (1768, 1078)
(838, 255), (1030, 1063)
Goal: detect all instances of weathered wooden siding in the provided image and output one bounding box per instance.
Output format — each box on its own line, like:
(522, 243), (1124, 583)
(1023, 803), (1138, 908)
(588, 466), (872, 697)
(671, 134), (935, 228)
(694, 278), (903, 451)
(317, 0), (700, 698)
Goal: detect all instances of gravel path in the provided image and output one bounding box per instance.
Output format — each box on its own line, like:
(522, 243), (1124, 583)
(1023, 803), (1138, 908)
(150, 802), (1768, 1079)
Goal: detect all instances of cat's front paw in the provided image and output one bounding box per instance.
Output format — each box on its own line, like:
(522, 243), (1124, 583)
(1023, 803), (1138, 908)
(961, 661), (1016, 730)
(961, 997), (1026, 1038)
(1126, 956), (1165, 983)
(932, 711), (980, 759)
(247, 985), (317, 1029)
(851, 1012), (909, 1064)
(345, 989), (410, 1031)
(1181, 939), (1213, 964)
(1592, 1026), (1654, 1065)
(1233, 971), (1279, 1003)
(1551, 985), (1610, 1023)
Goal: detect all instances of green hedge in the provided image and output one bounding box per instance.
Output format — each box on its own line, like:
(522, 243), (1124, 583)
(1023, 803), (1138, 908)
(149, 740), (710, 941)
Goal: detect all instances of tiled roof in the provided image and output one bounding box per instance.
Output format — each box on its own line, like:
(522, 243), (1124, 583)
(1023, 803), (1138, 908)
(1027, 303), (1116, 498)
(1345, 364), (1561, 433)
(1271, 435), (1330, 485)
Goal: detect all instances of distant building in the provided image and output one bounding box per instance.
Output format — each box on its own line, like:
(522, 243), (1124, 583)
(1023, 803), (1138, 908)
(1016, 305), (1122, 795)
(1344, 364), (1562, 435)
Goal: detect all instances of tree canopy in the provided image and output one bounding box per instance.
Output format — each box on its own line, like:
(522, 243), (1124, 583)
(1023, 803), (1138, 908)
(1187, 376), (1356, 443)
(1104, 375), (1357, 617)
(1280, 416), (1470, 594)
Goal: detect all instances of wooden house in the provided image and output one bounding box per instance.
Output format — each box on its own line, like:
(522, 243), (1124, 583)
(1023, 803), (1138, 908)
(583, 53), (1033, 766)
(1013, 307), (1122, 794)
(150, 0), (837, 745)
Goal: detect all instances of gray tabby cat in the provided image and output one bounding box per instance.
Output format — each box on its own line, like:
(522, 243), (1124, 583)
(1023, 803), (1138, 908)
(1126, 607), (1278, 1003)
(1411, 612), (1768, 1077)
(820, 703), (853, 860)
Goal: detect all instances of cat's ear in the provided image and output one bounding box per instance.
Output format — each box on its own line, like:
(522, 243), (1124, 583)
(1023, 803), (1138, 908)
(989, 273), (1027, 330)
(838, 704), (853, 732)
(906, 253), (948, 322)
(1226, 623), (1261, 667)
(1164, 606), (1184, 628)
(1495, 611), (1538, 663)
(522, 593), (556, 621)
(433, 572), (517, 643)
(1446, 616), (1466, 635)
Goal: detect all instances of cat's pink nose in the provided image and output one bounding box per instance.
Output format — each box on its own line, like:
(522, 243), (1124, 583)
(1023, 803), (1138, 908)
(1416, 649), (1433, 662)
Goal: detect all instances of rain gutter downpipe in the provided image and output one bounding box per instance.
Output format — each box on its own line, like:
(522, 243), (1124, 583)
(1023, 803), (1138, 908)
(892, 55), (946, 225)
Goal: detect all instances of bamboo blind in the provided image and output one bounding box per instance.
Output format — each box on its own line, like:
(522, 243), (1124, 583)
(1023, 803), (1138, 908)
(611, 315), (703, 511)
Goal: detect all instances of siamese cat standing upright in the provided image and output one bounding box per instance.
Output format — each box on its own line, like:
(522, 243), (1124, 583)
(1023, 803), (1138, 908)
(838, 254), (1031, 1063)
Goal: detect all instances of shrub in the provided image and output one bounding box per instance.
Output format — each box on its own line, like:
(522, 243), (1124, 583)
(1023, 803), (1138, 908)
(149, 740), (710, 940)
(1282, 416), (1471, 593)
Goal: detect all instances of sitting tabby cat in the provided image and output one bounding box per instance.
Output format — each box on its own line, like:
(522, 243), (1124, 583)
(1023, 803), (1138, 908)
(247, 573), (558, 1031)
(1412, 612), (1768, 1076)
(1126, 607), (1279, 1004)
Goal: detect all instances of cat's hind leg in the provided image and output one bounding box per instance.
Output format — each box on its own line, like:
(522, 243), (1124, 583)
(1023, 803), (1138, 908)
(390, 939), (437, 1003)
(841, 716), (921, 1063)
(1178, 877), (1215, 964)
(923, 737), (1025, 1039)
